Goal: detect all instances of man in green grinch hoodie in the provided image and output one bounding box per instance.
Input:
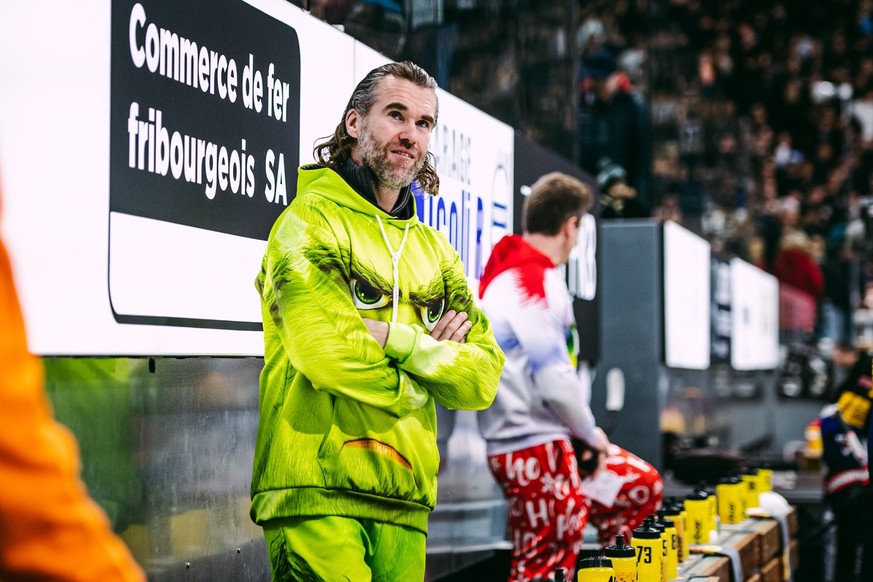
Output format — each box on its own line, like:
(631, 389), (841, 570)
(251, 60), (504, 581)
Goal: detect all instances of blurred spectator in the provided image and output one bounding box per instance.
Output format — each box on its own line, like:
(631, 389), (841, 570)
(618, 34), (647, 87)
(774, 131), (802, 169)
(575, 4), (606, 56)
(401, 0), (457, 87)
(766, 197), (826, 307)
(851, 84), (873, 144)
(596, 157), (649, 218)
(675, 163), (706, 223)
(653, 192), (684, 224)
(343, 0), (406, 59)
(306, 0), (353, 24)
(820, 231), (859, 347)
(819, 349), (872, 581)
(578, 47), (653, 212)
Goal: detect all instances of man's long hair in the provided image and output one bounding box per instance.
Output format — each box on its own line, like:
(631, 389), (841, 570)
(313, 61), (441, 195)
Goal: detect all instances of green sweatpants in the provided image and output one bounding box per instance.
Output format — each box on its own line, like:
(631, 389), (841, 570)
(263, 515), (426, 581)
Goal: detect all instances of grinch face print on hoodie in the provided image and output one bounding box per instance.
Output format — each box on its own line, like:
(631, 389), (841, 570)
(305, 232), (475, 332)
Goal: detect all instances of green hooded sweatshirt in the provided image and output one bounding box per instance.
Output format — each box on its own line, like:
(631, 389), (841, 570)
(250, 166), (504, 534)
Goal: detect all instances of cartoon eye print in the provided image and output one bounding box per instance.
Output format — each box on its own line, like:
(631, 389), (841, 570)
(350, 278), (391, 310)
(419, 297), (446, 332)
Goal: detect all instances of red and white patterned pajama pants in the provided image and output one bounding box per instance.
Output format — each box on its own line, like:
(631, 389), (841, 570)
(488, 440), (663, 582)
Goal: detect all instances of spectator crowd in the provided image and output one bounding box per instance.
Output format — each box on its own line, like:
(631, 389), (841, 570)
(653, 0), (873, 352)
(574, 0), (873, 354)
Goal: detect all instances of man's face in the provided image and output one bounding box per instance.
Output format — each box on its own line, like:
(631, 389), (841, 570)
(347, 76), (436, 190)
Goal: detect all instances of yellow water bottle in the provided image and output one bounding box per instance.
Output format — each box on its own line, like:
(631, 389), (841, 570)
(656, 509), (678, 580)
(684, 487), (710, 545)
(741, 468), (760, 510)
(665, 498), (686, 564)
(706, 484), (718, 535)
(758, 463), (773, 493)
(717, 475), (744, 525)
(603, 534), (637, 582)
(576, 556), (615, 582)
(649, 515), (667, 582)
(631, 516), (662, 582)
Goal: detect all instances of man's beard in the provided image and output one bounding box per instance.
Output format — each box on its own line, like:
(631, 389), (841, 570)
(358, 124), (426, 189)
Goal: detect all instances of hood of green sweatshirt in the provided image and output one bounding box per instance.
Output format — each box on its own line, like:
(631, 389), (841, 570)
(298, 164), (419, 223)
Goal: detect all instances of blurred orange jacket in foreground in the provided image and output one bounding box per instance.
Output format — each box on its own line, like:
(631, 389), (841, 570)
(0, 188), (145, 580)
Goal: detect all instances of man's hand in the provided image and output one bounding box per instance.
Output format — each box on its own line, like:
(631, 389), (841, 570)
(363, 310), (472, 348)
(595, 448), (608, 475)
(590, 427), (610, 453)
(429, 310), (472, 343)
(590, 427), (610, 477)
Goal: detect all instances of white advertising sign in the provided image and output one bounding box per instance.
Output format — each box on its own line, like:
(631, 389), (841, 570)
(416, 90), (514, 299)
(730, 258), (780, 370)
(663, 220), (711, 370)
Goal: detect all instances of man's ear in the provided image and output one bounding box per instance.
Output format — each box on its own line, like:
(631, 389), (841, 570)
(562, 215), (579, 237)
(345, 108), (361, 139)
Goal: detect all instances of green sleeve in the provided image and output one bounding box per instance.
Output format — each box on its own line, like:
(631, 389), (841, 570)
(259, 196), (428, 417)
(383, 252), (504, 411)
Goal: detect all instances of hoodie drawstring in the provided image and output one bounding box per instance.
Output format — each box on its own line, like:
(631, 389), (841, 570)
(375, 215), (410, 324)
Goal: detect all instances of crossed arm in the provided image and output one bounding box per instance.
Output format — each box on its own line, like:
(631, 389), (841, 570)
(363, 309), (472, 346)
